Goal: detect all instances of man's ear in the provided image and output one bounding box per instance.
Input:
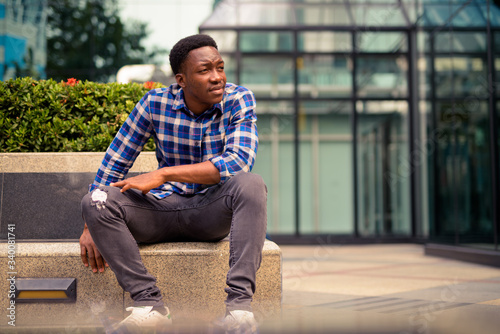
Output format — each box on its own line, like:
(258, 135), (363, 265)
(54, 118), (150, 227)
(175, 73), (185, 87)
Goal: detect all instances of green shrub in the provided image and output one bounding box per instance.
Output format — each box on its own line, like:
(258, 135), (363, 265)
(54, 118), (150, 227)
(0, 77), (164, 152)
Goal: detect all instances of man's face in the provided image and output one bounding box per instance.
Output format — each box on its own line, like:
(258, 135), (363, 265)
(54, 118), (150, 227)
(176, 46), (227, 115)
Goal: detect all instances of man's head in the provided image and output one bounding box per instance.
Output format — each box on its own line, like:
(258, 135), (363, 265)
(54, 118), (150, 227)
(170, 34), (227, 115)
(169, 34), (218, 75)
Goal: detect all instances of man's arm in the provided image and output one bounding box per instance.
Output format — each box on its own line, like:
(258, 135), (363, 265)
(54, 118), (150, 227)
(111, 160), (220, 194)
(81, 92), (154, 272)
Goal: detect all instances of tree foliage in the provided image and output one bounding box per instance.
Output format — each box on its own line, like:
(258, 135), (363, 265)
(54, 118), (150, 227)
(46, 0), (166, 82)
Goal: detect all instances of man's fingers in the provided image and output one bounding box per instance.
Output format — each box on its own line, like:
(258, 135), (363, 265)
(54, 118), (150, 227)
(80, 245), (89, 267)
(81, 243), (107, 273)
(85, 246), (99, 273)
(111, 180), (125, 188)
(93, 248), (106, 272)
(112, 180), (133, 193)
(120, 183), (132, 193)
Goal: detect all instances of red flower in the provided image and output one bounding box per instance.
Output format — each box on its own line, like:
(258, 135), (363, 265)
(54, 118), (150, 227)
(66, 78), (78, 86)
(143, 81), (155, 90)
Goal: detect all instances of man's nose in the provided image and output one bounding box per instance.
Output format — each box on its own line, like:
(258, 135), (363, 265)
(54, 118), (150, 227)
(210, 69), (222, 82)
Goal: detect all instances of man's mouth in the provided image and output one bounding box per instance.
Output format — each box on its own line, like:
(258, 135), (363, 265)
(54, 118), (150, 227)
(210, 85), (224, 93)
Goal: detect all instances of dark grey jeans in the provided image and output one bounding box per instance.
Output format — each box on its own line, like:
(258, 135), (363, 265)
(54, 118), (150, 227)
(81, 172), (267, 312)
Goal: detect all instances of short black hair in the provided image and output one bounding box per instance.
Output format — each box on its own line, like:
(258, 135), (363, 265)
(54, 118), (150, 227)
(169, 34), (218, 75)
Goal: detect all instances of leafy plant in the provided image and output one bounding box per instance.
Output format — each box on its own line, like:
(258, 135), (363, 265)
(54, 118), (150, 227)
(0, 77), (164, 152)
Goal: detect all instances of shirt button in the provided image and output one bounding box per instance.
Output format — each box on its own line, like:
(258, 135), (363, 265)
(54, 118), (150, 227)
(195, 141), (200, 146)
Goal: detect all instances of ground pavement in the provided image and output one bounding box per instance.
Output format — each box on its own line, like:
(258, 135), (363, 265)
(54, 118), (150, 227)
(261, 243), (500, 334)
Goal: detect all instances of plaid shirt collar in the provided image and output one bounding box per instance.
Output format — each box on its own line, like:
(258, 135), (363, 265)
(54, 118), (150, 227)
(171, 84), (223, 118)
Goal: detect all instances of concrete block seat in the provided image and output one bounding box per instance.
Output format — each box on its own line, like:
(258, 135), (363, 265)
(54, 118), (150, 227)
(0, 239), (282, 330)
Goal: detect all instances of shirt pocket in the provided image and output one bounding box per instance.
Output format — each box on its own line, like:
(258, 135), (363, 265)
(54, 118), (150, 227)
(203, 130), (226, 158)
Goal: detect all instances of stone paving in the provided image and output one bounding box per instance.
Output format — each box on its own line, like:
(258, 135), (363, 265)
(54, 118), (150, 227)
(261, 243), (500, 334)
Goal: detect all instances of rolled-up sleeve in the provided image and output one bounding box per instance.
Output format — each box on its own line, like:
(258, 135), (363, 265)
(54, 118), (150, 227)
(209, 90), (258, 183)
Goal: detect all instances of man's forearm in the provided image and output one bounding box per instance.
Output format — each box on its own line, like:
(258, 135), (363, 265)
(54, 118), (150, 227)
(160, 160), (220, 185)
(111, 160), (221, 194)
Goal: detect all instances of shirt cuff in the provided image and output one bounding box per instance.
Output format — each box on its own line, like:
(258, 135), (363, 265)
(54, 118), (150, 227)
(209, 156), (230, 183)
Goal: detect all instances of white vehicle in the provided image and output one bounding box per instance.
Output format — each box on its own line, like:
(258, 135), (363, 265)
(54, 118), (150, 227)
(116, 64), (175, 85)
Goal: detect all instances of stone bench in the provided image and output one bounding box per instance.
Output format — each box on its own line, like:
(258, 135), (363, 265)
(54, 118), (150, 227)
(0, 153), (281, 330)
(0, 239), (281, 330)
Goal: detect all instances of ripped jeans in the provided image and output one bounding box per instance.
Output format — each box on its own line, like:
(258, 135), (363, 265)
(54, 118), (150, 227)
(80, 172), (267, 312)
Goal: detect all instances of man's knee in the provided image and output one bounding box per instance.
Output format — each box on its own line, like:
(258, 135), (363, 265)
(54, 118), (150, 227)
(231, 172), (267, 197)
(228, 173), (267, 219)
(81, 186), (122, 225)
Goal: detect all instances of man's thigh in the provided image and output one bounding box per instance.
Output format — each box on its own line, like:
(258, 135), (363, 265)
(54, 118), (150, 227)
(117, 187), (231, 243)
(106, 187), (184, 243)
(175, 189), (233, 242)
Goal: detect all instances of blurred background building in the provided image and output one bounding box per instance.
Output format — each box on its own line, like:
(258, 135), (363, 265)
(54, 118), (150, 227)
(1, 0), (499, 266)
(0, 0), (47, 80)
(199, 0), (500, 266)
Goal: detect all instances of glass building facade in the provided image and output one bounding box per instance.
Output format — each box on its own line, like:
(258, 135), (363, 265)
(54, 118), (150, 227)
(0, 0), (47, 80)
(200, 0), (500, 255)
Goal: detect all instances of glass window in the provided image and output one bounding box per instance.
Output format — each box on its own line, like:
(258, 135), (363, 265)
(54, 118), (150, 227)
(402, 1), (419, 24)
(422, 4), (485, 27)
(201, 30), (237, 52)
(299, 106), (353, 234)
(252, 112), (295, 234)
(201, 2), (293, 27)
(356, 100), (410, 236)
(418, 56), (431, 99)
(451, 4), (486, 27)
(241, 56), (294, 98)
(351, 4), (407, 26)
(201, 2), (238, 27)
(298, 31), (351, 52)
(255, 100), (294, 116)
(299, 55), (352, 98)
(495, 32), (500, 51)
(356, 32), (408, 53)
(356, 56), (408, 98)
(219, 55), (237, 84)
(239, 3), (294, 26)
(434, 57), (487, 98)
(301, 101), (353, 117)
(295, 4), (352, 26)
(418, 31), (431, 53)
(435, 32), (487, 53)
(432, 101), (494, 247)
(481, 3), (500, 27)
(240, 31), (293, 52)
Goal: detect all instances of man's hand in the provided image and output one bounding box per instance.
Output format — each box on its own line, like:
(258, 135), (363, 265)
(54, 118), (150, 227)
(111, 169), (166, 194)
(80, 224), (108, 273)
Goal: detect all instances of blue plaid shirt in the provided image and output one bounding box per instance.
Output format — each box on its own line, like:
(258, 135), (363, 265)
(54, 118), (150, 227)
(90, 83), (258, 199)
